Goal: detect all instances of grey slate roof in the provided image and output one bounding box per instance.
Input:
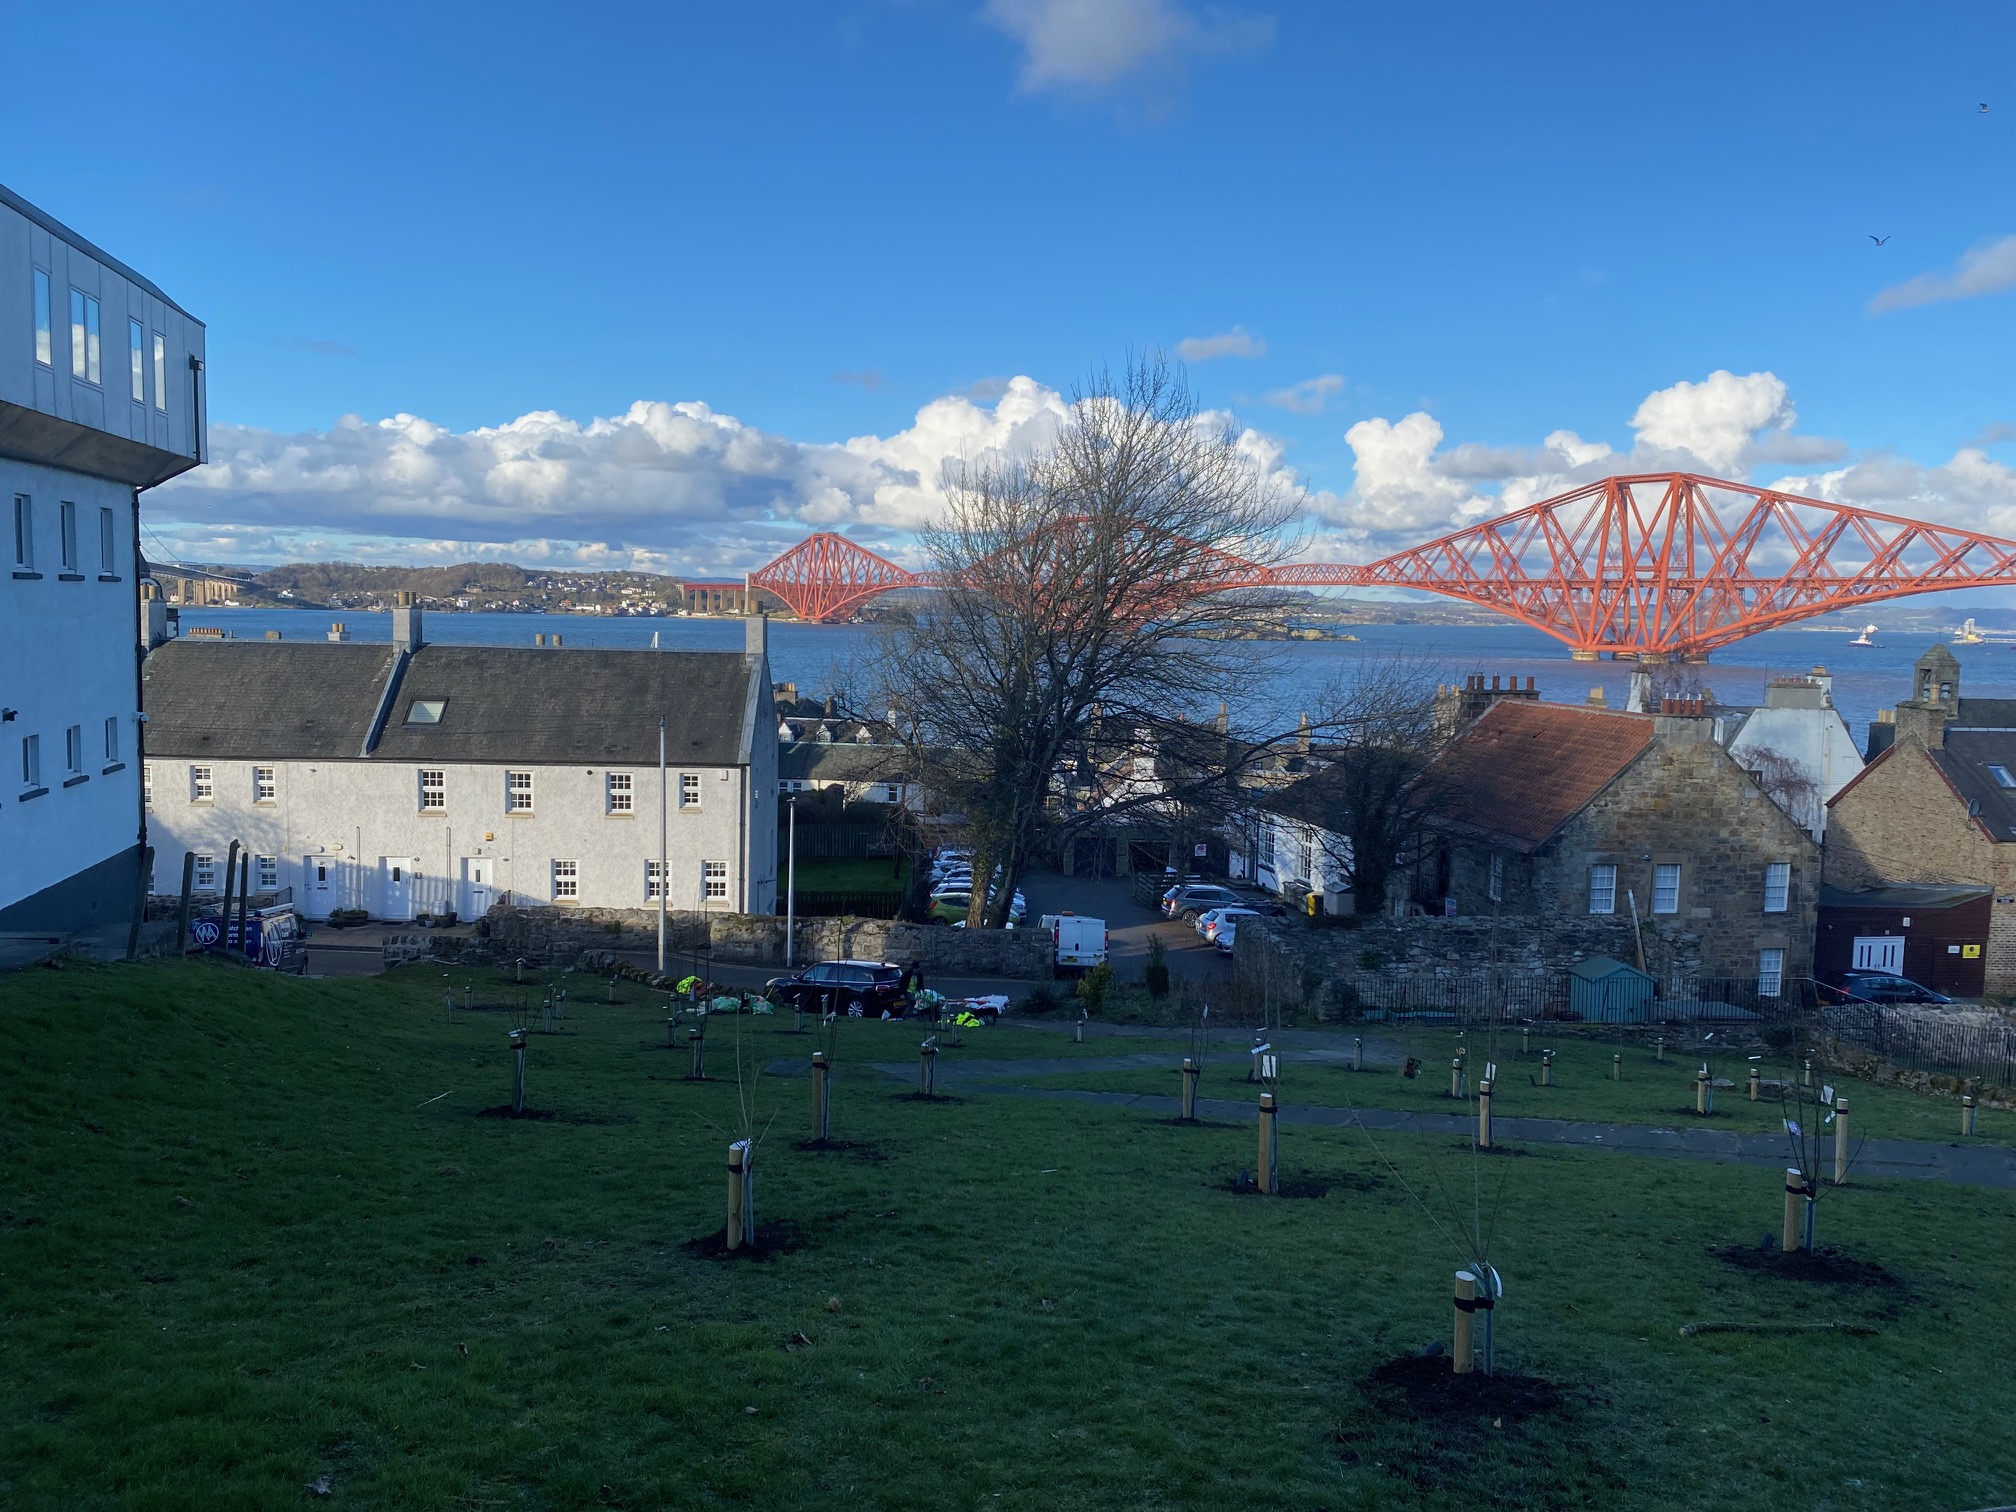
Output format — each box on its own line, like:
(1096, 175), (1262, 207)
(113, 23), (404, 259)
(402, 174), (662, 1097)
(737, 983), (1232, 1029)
(1818, 883), (1992, 910)
(778, 741), (908, 784)
(1928, 729), (2016, 844)
(142, 640), (763, 766)
(142, 641), (398, 761)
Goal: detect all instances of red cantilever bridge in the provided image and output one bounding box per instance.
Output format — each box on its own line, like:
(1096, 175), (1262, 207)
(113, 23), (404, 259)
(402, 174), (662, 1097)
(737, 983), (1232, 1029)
(746, 472), (2016, 660)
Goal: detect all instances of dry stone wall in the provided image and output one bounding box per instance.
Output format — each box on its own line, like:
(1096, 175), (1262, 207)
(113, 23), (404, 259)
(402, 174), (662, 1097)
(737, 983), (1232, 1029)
(482, 905), (1051, 979)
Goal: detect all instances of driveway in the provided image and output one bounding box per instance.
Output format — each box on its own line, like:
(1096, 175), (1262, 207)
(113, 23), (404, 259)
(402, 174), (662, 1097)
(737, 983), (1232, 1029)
(1016, 870), (1235, 983)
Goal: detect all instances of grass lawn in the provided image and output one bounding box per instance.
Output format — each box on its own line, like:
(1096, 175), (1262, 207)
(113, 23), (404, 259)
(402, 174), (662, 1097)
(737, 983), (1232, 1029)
(783, 856), (907, 893)
(1020, 1025), (2016, 1147)
(6, 961), (2016, 1510)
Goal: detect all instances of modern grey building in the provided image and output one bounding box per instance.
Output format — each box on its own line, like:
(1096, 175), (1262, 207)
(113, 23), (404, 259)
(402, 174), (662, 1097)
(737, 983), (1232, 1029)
(1, 181), (206, 937)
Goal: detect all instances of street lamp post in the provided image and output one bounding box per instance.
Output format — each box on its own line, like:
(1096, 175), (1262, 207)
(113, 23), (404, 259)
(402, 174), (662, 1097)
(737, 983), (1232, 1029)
(785, 795), (798, 970)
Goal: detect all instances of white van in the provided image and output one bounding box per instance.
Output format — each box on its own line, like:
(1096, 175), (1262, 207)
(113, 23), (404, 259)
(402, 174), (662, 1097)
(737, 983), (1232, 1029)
(1041, 913), (1108, 973)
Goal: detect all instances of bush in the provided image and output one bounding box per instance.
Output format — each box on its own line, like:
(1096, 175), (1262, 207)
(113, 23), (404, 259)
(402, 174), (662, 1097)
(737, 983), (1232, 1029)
(1019, 985), (1064, 1015)
(1144, 936), (1170, 1000)
(327, 908), (368, 929)
(1359, 949), (1384, 972)
(1076, 962), (1115, 1014)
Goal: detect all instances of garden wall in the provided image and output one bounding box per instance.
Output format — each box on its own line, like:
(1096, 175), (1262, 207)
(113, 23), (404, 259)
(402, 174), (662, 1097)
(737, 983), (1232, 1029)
(482, 905), (1051, 979)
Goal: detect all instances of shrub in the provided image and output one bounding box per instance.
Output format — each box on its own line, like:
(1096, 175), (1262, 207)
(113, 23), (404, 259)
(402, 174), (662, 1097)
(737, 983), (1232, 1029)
(1019, 985), (1063, 1015)
(1359, 949), (1384, 972)
(1144, 935), (1170, 999)
(1076, 962), (1115, 1014)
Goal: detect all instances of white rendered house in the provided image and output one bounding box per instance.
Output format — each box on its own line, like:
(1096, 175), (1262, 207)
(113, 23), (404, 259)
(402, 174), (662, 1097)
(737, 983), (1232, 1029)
(140, 605), (778, 920)
(0, 181), (207, 936)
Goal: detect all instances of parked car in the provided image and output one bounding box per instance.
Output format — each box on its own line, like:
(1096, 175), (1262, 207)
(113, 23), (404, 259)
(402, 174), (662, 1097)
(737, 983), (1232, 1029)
(1214, 921), (1237, 955)
(1837, 972), (1953, 1005)
(765, 960), (913, 1017)
(1196, 905), (1263, 940)
(1161, 884), (1243, 921)
(929, 891), (1027, 925)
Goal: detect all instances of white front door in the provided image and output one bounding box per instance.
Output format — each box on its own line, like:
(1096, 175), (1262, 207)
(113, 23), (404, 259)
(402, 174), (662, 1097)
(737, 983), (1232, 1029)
(302, 855), (335, 919)
(1851, 935), (1905, 973)
(461, 857), (495, 919)
(379, 857), (417, 921)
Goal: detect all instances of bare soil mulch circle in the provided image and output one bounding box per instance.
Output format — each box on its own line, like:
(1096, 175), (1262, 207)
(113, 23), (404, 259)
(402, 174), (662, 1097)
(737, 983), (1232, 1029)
(682, 1220), (806, 1262)
(1712, 1243), (1901, 1289)
(1223, 1170), (1384, 1200)
(1337, 1352), (1623, 1510)
(1151, 1117), (1244, 1130)
(892, 1091), (960, 1104)
(793, 1137), (886, 1160)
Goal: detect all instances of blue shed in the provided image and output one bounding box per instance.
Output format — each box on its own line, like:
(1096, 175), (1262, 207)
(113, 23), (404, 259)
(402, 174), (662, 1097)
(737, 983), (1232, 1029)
(1568, 955), (1654, 1022)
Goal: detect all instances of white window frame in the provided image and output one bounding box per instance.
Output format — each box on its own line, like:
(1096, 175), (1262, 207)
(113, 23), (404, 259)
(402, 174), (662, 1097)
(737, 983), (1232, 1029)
(702, 859), (728, 901)
(1652, 862), (1681, 915)
(98, 506), (116, 575)
(1763, 861), (1790, 914)
(64, 724), (83, 775)
(33, 269), (52, 366)
(607, 771), (634, 814)
(152, 332), (167, 412)
(104, 716), (119, 766)
(882, 783), (902, 804)
(255, 855), (279, 891)
(190, 764), (214, 803)
(418, 768), (446, 812)
(679, 772), (701, 810)
(11, 495), (30, 570)
(193, 854), (217, 892)
(552, 859), (579, 900)
(506, 770), (535, 813)
(1757, 947), (1785, 998)
(128, 318), (145, 403)
(1588, 863), (1617, 915)
(646, 859), (666, 900)
(253, 765), (277, 804)
(21, 733), (41, 789)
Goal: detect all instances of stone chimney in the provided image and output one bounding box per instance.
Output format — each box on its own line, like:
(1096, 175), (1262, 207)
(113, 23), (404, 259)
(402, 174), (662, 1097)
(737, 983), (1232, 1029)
(1585, 686), (1607, 707)
(1893, 642), (1960, 749)
(141, 582), (177, 651)
(1653, 697), (1713, 742)
(1296, 711), (1311, 758)
(746, 610), (769, 659)
(391, 590), (423, 652)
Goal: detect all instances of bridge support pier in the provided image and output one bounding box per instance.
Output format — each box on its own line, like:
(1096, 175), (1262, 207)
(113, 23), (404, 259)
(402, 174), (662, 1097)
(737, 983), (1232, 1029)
(1571, 649), (1599, 662)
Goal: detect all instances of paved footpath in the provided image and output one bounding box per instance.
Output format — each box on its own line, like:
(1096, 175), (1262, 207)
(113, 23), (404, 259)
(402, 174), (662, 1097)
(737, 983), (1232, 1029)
(799, 1049), (2016, 1193)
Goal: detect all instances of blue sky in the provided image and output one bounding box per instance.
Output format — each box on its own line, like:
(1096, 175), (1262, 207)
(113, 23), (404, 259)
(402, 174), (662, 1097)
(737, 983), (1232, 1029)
(5, 0), (2014, 575)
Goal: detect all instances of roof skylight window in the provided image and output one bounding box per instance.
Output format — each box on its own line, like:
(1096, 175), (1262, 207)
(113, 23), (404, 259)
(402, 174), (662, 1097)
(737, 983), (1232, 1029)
(406, 699), (447, 725)
(1990, 764), (2016, 789)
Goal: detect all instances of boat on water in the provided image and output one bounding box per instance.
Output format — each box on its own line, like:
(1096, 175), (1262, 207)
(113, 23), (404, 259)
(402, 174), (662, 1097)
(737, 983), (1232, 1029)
(1848, 624), (1878, 647)
(1954, 617), (1987, 645)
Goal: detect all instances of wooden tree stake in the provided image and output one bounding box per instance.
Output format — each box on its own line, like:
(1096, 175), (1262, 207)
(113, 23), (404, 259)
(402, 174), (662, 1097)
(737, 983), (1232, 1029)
(918, 1043), (939, 1098)
(1695, 1070), (1710, 1116)
(1782, 1167), (1807, 1253)
(1450, 1057), (1464, 1099)
(1353, 1035), (1363, 1071)
(1181, 1057), (1199, 1120)
(1611, 1053), (1622, 1082)
(1748, 1066), (1760, 1101)
(1257, 1091), (1278, 1195)
(1833, 1097), (1848, 1185)
(1962, 1094), (1977, 1136)
(811, 1051), (831, 1142)
(1477, 1079), (1493, 1150)
(1453, 1270), (1479, 1374)
(1540, 1049), (1555, 1087)
(509, 1029), (527, 1115)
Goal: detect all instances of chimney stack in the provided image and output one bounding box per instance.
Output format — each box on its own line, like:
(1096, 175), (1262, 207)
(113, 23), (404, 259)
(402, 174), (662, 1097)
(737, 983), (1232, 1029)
(391, 589), (423, 652)
(746, 610), (769, 660)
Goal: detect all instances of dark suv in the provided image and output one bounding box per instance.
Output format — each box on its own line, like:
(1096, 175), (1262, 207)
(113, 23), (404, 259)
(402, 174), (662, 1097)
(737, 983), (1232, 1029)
(765, 959), (914, 1017)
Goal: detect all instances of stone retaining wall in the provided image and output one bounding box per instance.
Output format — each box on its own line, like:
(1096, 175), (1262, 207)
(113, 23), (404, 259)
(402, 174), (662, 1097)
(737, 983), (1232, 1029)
(481, 905), (1051, 979)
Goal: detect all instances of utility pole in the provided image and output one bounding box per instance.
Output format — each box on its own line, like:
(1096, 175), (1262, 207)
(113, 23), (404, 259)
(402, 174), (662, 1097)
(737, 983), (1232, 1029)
(657, 714), (668, 974)
(785, 795), (798, 969)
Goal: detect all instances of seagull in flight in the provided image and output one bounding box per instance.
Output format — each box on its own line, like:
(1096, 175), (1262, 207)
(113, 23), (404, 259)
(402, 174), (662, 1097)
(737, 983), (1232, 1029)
(1982, 103), (1991, 114)
(1870, 234), (1891, 246)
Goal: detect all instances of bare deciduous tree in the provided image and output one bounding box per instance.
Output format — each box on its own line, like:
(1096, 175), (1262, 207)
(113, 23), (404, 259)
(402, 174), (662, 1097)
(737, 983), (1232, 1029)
(1743, 744), (1823, 836)
(868, 353), (1302, 925)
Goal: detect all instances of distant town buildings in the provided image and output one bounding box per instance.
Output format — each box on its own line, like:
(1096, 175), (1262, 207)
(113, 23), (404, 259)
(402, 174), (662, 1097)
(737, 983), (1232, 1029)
(0, 181), (207, 937)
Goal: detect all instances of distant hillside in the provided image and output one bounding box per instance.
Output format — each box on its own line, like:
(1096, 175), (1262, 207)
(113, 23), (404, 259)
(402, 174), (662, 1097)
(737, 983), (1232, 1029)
(183, 561), (690, 615)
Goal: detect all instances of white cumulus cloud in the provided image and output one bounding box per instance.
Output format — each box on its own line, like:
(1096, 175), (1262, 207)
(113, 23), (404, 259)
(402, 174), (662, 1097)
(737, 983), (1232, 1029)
(982, 0), (1273, 93)
(1176, 326), (1266, 361)
(1869, 234), (2016, 313)
(1627, 370), (1793, 474)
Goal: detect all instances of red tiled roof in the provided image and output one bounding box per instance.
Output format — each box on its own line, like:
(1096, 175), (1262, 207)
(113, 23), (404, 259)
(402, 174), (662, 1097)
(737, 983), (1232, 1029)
(1416, 700), (1654, 851)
